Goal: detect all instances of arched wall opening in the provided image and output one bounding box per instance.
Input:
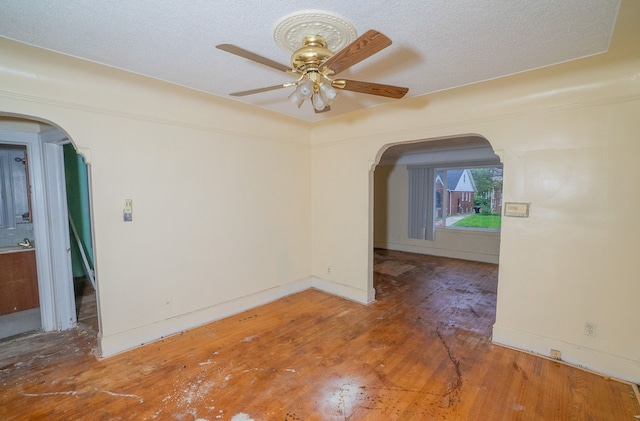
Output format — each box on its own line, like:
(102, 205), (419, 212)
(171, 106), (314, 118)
(369, 133), (502, 330)
(0, 113), (97, 339)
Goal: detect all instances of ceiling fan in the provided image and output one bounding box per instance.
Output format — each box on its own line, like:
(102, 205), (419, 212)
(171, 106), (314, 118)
(216, 29), (409, 113)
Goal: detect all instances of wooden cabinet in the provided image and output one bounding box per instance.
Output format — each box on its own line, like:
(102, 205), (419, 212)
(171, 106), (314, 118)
(0, 250), (39, 316)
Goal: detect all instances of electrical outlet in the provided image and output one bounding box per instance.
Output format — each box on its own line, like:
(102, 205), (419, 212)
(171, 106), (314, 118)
(550, 349), (561, 360)
(584, 322), (597, 337)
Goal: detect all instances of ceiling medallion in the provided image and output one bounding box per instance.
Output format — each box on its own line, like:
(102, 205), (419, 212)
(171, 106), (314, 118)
(273, 10), (357, 54)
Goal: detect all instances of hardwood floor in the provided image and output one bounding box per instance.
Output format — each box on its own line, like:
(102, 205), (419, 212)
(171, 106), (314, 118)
(74, 276), (99, 332)
(0, 250), (638, 420)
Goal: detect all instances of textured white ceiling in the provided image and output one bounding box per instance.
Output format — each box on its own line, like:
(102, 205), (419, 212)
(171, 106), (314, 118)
(0, 0), (621, 122)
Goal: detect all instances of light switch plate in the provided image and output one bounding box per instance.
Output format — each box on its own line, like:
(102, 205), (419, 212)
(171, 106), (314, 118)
(123, 199), (133, 222)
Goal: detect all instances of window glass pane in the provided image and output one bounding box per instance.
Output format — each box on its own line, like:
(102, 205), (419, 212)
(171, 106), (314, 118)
(440, 167), (502, 230)
(10, 150), (29, 224)
(409, 164), (503, 239)
(0, 146), (30, 230)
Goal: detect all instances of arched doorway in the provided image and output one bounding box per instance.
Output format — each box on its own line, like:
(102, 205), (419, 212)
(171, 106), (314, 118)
(370, 134), (502, 333)
(0, 115), (95, 339)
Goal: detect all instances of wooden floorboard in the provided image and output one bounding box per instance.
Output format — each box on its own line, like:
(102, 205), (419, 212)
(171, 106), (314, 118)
(1, 249), (638, 420)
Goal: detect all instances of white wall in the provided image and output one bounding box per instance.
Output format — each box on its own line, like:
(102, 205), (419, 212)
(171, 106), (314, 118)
(0, 38), (314, 356)
(310, 2), (640, 383)
(374, 164), (501, 264)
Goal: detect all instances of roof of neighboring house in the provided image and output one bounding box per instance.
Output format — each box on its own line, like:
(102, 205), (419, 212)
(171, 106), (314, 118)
(446, 169), (465, 190)
(436, 169), (476, 192)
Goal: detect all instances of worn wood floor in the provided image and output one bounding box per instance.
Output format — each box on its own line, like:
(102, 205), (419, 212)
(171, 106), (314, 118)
(1, 250), (638, 420)
(74, 276), (99, 332)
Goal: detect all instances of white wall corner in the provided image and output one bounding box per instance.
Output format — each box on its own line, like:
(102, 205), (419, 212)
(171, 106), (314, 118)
(310, 276), (375, 304)
(492, 323), (640, 384)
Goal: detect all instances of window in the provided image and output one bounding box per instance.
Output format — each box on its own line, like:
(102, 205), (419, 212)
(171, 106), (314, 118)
(0, 145), (30, 230)
(408, 165), (503, 239)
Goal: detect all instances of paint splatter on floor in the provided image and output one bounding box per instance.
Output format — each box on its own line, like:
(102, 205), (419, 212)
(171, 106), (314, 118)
(231, 414), (254, 421)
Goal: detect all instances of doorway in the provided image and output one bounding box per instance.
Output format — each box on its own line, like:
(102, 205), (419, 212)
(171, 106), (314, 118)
(371, 135), (502, 315)
(63, 143), (97, 331)
(0, 116), (91, 339)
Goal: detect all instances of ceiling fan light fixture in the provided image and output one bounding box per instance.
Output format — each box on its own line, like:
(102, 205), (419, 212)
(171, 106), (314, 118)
(289, 79), (314, 108)
(319, 83), (337, 103)
(288, 90), (304, 108)
(290, 77), (336, 111)
(298, 80), (313, 97)
(311, 92), (326, 111)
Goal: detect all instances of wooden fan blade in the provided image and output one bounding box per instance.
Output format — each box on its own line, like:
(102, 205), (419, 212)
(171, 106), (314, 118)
(216, 44), (290, 73)
(334, 79), (408, 99)
(320, 30), (392, 75)
(229, 83), (293, 97)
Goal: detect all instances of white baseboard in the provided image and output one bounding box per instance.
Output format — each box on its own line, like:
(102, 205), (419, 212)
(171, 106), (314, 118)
(310, 276), (375, 304)
(493, 324), (640, 384)
(99, 277), (373, 358)
(375, 241), (499, 264)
